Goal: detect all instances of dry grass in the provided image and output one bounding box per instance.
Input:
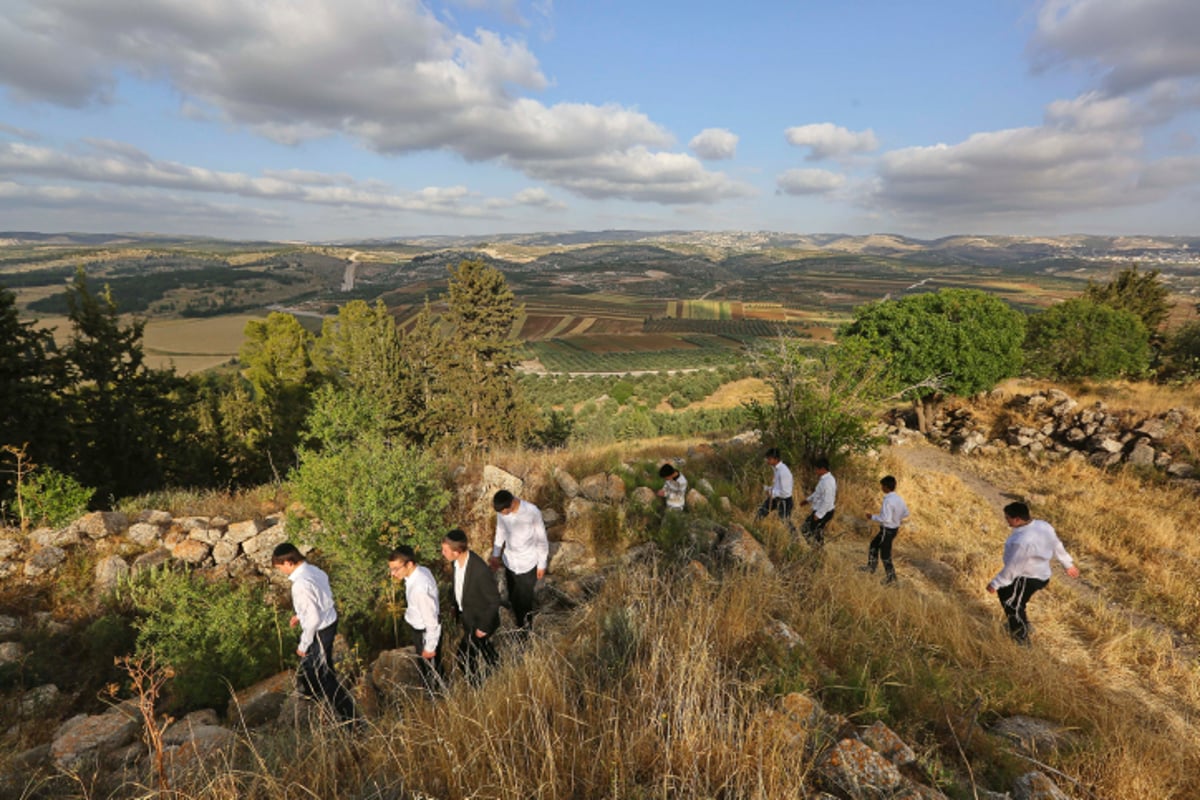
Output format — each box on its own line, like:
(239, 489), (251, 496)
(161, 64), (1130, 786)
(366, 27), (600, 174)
(14, 433), (1200, 799)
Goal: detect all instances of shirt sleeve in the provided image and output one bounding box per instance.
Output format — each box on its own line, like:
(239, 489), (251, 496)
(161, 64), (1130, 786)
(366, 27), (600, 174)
(1052, 535), (1075, 571)
(292, 580), (321, 654)
(413, 580), (441, 652)
(492, 516), (506, 559)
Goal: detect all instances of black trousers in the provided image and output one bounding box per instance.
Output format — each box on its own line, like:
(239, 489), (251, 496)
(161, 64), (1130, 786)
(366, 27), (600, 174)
(996, 577), (1050, 642)
(801, 509), (835, 543)
(298, 622), (356, 721)
(756, 496), (794, 528)
(868, 526), (899, 576)
(409, 624), (445, 694)
(457, 629), (498, 686)
(506, 567), (539, 629)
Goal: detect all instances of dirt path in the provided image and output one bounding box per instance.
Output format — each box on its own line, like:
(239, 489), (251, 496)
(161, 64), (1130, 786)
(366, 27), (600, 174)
(888, 441), (1198, 658)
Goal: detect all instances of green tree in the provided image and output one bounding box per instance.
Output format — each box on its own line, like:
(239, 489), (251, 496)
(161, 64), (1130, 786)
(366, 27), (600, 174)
(1163, 320), (1200, 381)
(839, 289), (1026, 431)
(239, 312), (318, 479)
(437, 260), (535, 451)
(0, 288), (67, 504)
(1025, 298), (1151, 380)
(288, 385), (451, 622)
(1084, 264), (1171, 335)
(60, 269), (192, 501)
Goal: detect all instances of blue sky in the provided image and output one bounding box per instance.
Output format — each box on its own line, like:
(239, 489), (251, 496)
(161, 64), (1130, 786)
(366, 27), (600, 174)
(0, 0), (1197, 240)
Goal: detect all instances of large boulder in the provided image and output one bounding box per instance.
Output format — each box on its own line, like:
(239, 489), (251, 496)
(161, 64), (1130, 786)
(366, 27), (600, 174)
(29, 526), (80, 548)
(172, 539), (211, 565)
(555, 468), (580, 498)
(223, 519), (263, 544)
(368, 648), (425, 705)
(126, 522), (164, 547)
(50, 710), (140, 770)
(0, 614), (19, 640)
(132, 548), (173, 575)
(242, 523), (288, 563)
(578, 473), (611, 503)
(1012, 771), (1073, 800)
(860, 720), (915, 766)
(715, 524), (774, 572)
(630, 486), (658, 507)
(0, 641), (24, 664)
(227, 671), (293, 728)
(817, 737), (903, 798)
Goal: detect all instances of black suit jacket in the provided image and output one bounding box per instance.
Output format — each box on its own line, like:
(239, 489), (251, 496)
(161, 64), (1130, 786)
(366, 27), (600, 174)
(455, 551), (501, 636)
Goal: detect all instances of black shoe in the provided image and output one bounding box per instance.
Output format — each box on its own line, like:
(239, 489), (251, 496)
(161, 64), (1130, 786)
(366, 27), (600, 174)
(857, 565), (875, 573)
(883, 574), (897, 585)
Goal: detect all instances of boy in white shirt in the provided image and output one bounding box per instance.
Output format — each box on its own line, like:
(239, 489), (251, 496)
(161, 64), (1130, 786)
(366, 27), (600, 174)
(657, 463), (687, 511)
(799, 457), (836, 546)
(388, 545), (444, 693)
(861, 475), (909, 584)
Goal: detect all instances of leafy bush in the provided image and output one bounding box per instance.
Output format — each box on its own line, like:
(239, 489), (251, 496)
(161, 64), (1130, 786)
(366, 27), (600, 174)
(1024, 298), (1150, 380)
(127, 568), (288, 711)
(289, 387), (451, 622)
(1163, 321), (1200, 382)
(22, 466), (94, 527)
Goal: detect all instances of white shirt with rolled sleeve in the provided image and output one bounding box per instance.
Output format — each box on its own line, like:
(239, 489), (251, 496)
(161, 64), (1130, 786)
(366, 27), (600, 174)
(770, 462), (794, 499)
(807, 472), (837, 519)
(663, 474), (688, 510)
(492, 499), (549, 575)
(287, 561), (338, 655)
(988, 519), (1075, 590)
(870, 492), (909, 530)
(402, 565), (441, 653)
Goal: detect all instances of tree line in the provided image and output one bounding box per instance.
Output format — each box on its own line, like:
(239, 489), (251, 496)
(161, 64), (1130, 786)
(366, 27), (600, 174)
(0, 260), (535, 513)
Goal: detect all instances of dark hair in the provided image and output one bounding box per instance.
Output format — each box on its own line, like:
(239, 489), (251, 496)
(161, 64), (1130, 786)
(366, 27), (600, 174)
(813, 457), (830, 471)
(442, 528), (469, 553)
(765, 447), (781, 460)
(271, 543), (304, 566)
(388, 545), (416, 564)
(1003, 502), (1031, 521)
(880, 476), (897, 491)
(658, 463), (678, 479)
(492, 490), (515, 512)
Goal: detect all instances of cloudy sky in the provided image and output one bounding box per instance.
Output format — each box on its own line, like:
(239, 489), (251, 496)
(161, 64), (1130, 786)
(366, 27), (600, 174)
(0, 0), (1198, 240)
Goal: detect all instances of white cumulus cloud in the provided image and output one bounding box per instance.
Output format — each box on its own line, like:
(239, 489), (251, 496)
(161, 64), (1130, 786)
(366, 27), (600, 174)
(776, 168), (846, 196)
(689, 128), (738, 160)
(785, 123), (878, 161)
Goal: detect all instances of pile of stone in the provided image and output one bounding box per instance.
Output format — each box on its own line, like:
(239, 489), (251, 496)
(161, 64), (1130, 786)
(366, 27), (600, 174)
(0, 510), (289, 585)
(880, 389), (1197, 479)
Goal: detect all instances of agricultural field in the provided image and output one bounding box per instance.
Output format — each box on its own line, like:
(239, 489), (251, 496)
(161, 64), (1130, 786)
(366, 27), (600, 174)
(4, 231), (1198, 376)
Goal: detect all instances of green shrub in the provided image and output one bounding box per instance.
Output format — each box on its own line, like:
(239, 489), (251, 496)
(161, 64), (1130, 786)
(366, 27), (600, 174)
(22, 467), (94, 527)
(128, 568), (289, 712)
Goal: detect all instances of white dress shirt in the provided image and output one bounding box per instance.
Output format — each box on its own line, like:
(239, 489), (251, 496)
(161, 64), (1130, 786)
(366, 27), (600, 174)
(287, 561), (338, 655)
(663, 474), (688, 510)
(989, 519), (1076, 590)
(453, 557), (466, 611)
(871, 492), (910, 530)
(403, 565), (441, 652)
(770, 462), (794, 499)
(493, 499), (549, 574)
(807, 472), (837, 518)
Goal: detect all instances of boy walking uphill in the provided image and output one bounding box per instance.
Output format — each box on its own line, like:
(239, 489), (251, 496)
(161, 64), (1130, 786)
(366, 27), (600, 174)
(442, 529), (501, 684)
(387, 545), (444, 694)
(490, 490), (549, 630)
(657, 463), (687, 511)
(799, 457), (837, 546)
(861, 475), (909, 583)
(272, 543), (357, 722)
(987, 502), (1080, 644)
(755, 448), (795, 531)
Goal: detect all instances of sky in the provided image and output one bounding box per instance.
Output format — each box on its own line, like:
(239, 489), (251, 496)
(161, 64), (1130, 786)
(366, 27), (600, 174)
(0, 0), (1198, 241)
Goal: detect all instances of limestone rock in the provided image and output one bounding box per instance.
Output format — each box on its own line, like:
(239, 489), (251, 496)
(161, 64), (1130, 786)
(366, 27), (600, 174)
(29, 526), (80, 547)
(224, 519), (263, 544)
(76, 511), (128, 540)
(555, 468), (580, 498)
(630, 486), (658, 507)
(565, 496), (597, 521)
(1126, 440), (1156, 467)
(481, 465), (524, 503)
(24, 545), (67, 577)
(1011, 771), (1072, 800)
(93, 555), (129, 594)
(860, 720), (916, 766)
(764, 619), (804, 650)
(782, 692), (823, 728)
(136, 509), (173, 525)
(242, 523), (288, 563)
(227, 671), (293, 728)
(548, 540), (591, 576)
(0, 537), (20, 561)
(212, 540), (240, 565)
(0, 641), (24, 664)
(818, 737), (903, 798)
(993, 715), (1075, 758)
(0, 614), (19, 640)
(541, 507), (561, 526)
(369, 648), (425, 703)
(163, 724), (237, 785)
(127, 522), (163, 547)
(604, 474), (627, 503)
(685, 488), (707, 508)
(172, 538), (211, 565)
(50, 711), (140, 770)
(188, 527), (223, 545)
(715, 524), (774, 572)
(578, 473), (611, 502)
(132, 547), (172, 575)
